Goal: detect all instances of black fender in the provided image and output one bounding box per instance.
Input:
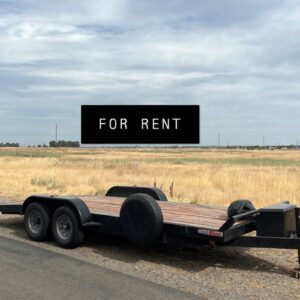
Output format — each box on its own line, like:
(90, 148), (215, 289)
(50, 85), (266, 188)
(22, 195), (92, 225)
(106, 186), (168, 201)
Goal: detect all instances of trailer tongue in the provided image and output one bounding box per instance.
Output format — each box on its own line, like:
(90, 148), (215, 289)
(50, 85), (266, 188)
(0, 186), (299, 278)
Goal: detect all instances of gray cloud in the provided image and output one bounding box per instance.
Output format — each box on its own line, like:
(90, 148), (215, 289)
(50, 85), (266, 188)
(0, 0), (299, 145)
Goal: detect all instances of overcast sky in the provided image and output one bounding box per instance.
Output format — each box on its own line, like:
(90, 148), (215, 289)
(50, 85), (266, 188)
(0, 0), (299, 146)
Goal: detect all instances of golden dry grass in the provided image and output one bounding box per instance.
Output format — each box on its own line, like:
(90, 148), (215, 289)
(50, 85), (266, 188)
(0, 147), (299, 208)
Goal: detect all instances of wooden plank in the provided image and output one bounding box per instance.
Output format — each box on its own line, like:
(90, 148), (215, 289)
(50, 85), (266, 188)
(83, 197), (227, 219)
(82, 196), (229, 230)
(83, 196), (227, 215)
(86, 203), (226, 226)
(0, 195), (231, 231)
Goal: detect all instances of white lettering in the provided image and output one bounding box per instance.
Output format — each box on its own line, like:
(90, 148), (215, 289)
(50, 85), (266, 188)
(99, 118), (106, 130)
(141, 118), (149, 130)
(120, 118), (127, 130)
(173, 118), (181, 130)
(152, 118), (159, 130)
(109, 118), (117, 130)
(162, 118), (170, 130)
(100, 117), (181, 131)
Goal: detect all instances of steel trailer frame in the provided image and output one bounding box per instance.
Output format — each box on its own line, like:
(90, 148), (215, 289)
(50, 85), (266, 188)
(0, 187), (299, 278)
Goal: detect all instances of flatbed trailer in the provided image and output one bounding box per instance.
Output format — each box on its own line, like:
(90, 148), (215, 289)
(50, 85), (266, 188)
(0, 186), (299, 278)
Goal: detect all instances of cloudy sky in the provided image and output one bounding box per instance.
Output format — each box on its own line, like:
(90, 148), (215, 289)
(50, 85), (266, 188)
(0, 0), (299, 146)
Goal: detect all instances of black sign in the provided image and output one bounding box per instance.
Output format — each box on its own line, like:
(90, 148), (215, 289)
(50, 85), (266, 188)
(81, 105), (200, 144)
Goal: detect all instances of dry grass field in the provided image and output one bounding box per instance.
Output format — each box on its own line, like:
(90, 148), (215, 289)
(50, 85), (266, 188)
(0, 147), (299, 208)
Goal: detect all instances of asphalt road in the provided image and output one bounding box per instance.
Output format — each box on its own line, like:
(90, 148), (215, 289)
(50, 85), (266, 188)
(0, 236), (196, 300)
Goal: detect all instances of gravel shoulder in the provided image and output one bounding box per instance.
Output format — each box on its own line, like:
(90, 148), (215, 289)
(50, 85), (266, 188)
(0, 215), (299, 299)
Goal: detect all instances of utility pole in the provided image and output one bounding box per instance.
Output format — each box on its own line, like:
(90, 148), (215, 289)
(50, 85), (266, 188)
(55, 124), (58, 146)
(218, 133), (221, 147)
(262, 136), (265, 147)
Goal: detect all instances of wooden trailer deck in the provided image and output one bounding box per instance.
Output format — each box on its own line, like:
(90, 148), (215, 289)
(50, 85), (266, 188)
(79, 196), (230, 231)
(0, 195), (235, 231)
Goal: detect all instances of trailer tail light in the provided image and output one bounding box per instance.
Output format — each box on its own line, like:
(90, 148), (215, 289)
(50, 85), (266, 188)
(198, 229), (223, 237)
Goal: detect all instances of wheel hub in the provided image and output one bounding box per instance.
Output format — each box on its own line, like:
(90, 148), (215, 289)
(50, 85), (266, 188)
(56, 215), (73, 240)
(28, 211), (43, 234)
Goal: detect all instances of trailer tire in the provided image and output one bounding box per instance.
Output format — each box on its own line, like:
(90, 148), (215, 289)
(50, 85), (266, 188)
(120, 193), (163, 246)
(228, 199), (255, 217)
(51, 206), (84, 249)
(24, 202), (51, 241)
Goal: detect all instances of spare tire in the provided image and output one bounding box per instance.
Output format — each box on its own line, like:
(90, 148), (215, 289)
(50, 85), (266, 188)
(227, 199), (256, 217)
(120, 193), (163, 246)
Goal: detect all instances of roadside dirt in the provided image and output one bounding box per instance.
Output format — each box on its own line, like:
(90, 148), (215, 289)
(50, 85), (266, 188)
(0, 215), (298, 299)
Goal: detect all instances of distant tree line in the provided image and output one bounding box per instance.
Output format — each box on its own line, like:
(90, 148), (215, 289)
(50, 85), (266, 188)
(199, 145), (299, 150)
(49, 140), (80, 147)
(0, 142), (19, 147)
